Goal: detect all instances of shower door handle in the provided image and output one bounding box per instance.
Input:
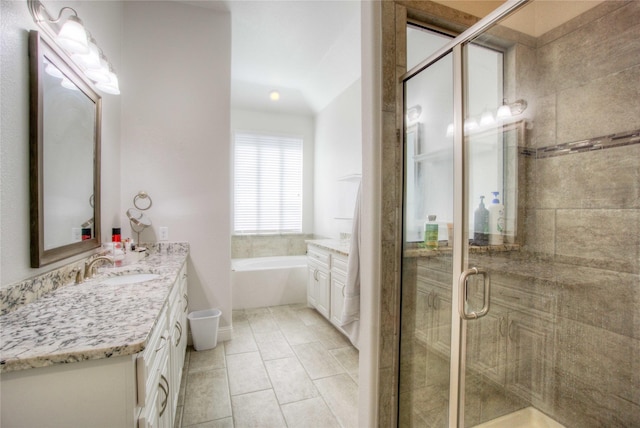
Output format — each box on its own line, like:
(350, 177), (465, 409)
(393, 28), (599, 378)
(458, 267), (491, 320)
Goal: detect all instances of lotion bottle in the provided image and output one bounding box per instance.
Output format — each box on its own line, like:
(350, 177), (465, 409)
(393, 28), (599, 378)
(424, 215), (439, 249)
(473, 196), (489, 246)
(488, 191), (504, 245)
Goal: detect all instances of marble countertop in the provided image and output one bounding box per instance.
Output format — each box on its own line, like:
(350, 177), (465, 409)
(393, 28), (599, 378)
(0, 248), (188, 373)
(306, 239), (351, 256)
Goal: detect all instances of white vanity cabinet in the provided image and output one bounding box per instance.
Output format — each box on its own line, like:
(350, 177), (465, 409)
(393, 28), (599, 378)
(329, 253), (348, 335)
(307, 246), (330, 318)
(306, 243), (349, 335)
(0, 263), (189, 428)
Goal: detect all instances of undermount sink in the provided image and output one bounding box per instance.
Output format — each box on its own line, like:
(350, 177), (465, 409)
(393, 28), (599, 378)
(101, 273), (160, 285)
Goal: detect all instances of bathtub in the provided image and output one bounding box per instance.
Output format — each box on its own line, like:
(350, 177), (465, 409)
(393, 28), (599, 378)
(231, 255), (308, 309)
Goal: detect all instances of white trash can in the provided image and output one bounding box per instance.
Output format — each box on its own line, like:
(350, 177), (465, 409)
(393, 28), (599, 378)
(188, 308), (221, 351)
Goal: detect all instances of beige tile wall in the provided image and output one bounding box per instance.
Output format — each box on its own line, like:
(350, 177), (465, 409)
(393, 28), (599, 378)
(381, 0), (639, 426)
(231, 234), (315, 259)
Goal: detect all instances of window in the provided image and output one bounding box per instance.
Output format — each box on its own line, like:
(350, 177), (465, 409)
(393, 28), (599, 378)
(233, 132), (303, 234)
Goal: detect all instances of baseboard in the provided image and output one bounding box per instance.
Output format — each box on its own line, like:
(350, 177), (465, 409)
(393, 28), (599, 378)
(187, 325), (233, 347)
(217, 325), (233, 342)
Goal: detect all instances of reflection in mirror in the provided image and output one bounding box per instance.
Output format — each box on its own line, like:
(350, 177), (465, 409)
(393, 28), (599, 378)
(30, 31), (101, 267)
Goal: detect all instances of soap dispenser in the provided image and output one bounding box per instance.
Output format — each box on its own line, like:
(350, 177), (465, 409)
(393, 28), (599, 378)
(473, 196), (489, 246)
(488, 191), (505, 245)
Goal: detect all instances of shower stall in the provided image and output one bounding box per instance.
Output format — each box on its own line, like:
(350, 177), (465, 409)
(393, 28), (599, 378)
(398, 0), (639, 426)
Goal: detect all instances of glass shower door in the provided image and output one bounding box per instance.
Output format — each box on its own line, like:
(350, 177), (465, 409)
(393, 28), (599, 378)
(400, 1), (639, 427)
(399, 50), (455, 427)
(459, 1), (640, 426)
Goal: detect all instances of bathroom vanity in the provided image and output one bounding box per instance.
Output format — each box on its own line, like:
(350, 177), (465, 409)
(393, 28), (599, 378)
(0, 245), (189, 428)
(306, 240), (350, 336)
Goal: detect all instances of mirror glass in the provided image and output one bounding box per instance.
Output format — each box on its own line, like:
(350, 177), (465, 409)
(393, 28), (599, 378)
(30, 31), (102, 267)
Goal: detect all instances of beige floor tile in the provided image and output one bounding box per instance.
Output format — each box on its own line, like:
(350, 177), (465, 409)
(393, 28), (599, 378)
(264, 356), (318, 404)
(281, 397), (341, 428)
(182, 368), (231, 426)
(181, 305), (360, 428)
(224, 321), (258, 355)
(254, 330), (295, 361)
(231, 389), (287, 428)
(189, 343), (226, 372)
(294, 307), (327, 326)
(330, 346), (359, 382)
(310, 322), (352, 350)
(292, 341), (346, 380)
(315, 373), (359, 428)
(226, 351), (272, 396)
(246, 307), (280, 333)
(279, 323), (318, 346)
(184, 417), (234, 428)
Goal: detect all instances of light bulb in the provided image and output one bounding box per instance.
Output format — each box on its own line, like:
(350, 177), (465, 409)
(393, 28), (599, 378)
(496, 104), (511, 120)
(480, 110), (495, 127)
(56, 15), (89, 55)
(269, 90), (280, 101)
(96, 70), (120, 95)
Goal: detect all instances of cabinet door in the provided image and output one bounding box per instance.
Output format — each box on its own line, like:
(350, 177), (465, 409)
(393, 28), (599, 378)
(315, 268), (330, 318)
(307, 263), (318, 307)
(505, 309), (554, 405)
(429, 288), (452, 357)
(330, 272), (346, 333)
(466, 302), (507, 386)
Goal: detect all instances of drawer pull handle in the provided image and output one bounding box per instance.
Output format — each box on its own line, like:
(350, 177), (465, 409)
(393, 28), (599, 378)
(183, 294), (189, 313)
(156, 335), (168, 353)
(158, 374), (169, 417)
(174, 321), (183, 347)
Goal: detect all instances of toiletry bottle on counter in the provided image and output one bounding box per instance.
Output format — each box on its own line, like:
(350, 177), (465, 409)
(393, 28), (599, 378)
(424, 215), (439, 249)
(473, 196), (489, 246)
(489, 191), (505, 245)
(112, 227), (121, 243)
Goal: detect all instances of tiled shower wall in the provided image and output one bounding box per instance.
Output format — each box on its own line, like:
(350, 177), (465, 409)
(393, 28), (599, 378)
(380, 1), (639, 426)
(231, 234), (315, 259)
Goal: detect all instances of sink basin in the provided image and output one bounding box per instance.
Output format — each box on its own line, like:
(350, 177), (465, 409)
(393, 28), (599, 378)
(101, 273), (160, 285)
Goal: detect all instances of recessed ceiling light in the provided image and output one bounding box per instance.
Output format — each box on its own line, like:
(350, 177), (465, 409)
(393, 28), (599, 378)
(269, 90), (280, 101)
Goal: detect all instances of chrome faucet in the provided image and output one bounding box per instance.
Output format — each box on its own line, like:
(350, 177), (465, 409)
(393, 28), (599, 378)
(84, 256), (114, 279)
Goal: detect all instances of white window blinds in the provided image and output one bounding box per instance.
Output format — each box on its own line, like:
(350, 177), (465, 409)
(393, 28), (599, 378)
(233, 133), (303, 234)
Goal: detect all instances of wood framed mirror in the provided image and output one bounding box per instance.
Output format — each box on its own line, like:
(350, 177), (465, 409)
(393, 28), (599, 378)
(29, 30), (102, 267)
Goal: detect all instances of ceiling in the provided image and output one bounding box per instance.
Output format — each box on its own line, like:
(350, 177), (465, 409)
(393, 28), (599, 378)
(181, 0), (603, 116)
(184, 0), (361, 116)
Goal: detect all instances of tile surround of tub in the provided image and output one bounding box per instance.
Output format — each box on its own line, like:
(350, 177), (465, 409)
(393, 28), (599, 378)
(231, 234), (315, 258)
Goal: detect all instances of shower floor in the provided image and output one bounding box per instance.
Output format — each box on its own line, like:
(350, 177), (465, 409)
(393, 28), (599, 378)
(474, 407), (565, 428)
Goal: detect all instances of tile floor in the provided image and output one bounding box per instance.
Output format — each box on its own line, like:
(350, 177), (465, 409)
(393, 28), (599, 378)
(174, 304), (359, 428)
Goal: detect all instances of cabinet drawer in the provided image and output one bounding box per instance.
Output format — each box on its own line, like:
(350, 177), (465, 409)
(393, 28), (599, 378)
(307, 247), (330, 269)
(332, 254), (348, 275)
(136, 305), (169, 407)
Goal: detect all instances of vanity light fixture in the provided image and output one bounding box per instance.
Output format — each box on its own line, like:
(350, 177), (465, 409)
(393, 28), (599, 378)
(446, 98), (529, 137)
(406, 105), (422, 125)
(269, 90), (281, 101)
(27, 0), (120, 95)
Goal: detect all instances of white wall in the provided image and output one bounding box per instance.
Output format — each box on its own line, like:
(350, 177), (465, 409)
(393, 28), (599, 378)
(313, 79), (362, 239)
(230, 108), (315, 234)
(0, 0), (122, 286)
(120, 2), (232, 329)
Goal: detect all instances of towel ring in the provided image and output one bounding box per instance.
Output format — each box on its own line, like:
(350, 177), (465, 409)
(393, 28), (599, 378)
(133, 191), (153, 210)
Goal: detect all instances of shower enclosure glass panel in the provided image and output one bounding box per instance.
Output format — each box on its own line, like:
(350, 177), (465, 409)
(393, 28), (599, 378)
(462, 1), (640, 426)
(400, 0), (640, 427)
(400, 51), (454, 427)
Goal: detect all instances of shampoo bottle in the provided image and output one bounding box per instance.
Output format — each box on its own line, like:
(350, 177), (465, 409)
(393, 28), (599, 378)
(489, 191), (505, 245)
(473, 196), (489, 246)
(424, 215), (439, 249)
